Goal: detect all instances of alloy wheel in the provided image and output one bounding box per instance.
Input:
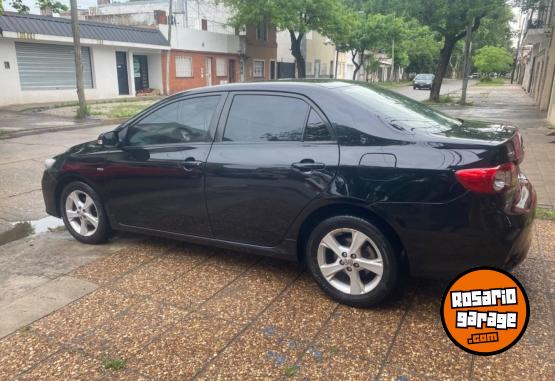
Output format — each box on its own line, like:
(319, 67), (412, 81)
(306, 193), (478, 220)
(65, 190), (99, 237)
(317, 228), (384, 295)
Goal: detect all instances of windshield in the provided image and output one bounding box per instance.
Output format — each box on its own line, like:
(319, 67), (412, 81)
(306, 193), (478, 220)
(338, 83), (462, 133)
(415, 74), (433, 80)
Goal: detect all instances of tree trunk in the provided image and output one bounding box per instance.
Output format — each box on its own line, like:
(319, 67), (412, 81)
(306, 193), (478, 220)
(289, 30), (305, 78)
(352, 50), (363, 80)
(70, 0), (87, 118)
(430, 37), (456, 102)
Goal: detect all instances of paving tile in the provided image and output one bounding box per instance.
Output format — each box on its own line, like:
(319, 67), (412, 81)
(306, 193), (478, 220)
(153, 263), (243, 309)
(384, 293), (472, 381)
(196, 326), (306, 380)
(32, 287), (137, 344)
(102, 368), (151, 381)
(378, 366), (428, 381)
(71, 246), (156, 285)
(132, 313), (243, 380)
(294, 347), (381, 380)
(198, 260), (298, 323)
(511, 257), (546, 294)
(203, 249), (260, 273)
(16, 349), (105, 380)
(73, 299), (188, 359)
(311, 299), (405, 364)
(112, 253), (204, 298)
(254, 274), (338, 342)
(536, 219), (555, 261)
(0, 330), (60, 380)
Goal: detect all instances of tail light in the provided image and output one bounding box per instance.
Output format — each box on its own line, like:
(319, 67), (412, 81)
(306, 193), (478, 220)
(509, 131), (524, 164)
(455, 162), (517, 194)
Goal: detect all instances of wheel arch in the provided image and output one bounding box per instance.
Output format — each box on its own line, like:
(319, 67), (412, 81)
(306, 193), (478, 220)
(54, 173), (102, 216)
(295, 203), (406, 267)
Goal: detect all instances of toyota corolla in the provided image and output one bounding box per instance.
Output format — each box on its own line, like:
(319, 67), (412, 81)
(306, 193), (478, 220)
(41, 81), (536, 307)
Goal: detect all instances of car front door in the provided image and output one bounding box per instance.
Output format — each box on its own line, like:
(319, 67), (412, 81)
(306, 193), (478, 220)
(204, 92), (339, 246)
(101, 94), (225, 236)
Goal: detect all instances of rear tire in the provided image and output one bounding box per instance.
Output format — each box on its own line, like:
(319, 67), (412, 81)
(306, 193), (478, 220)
(306, 215), (399, 307)
(60, 181), (111, 244)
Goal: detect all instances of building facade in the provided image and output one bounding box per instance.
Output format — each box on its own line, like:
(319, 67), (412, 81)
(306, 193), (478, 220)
(0, 12), (168, 106)
(517, 1), (555, 123)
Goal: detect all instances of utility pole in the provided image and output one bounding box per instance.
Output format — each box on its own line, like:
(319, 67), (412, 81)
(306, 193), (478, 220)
(334, 48), (339, 79)
(391, 38), (395, 82)
(165, 0), (173, 96)
(70, 0), (87, 118)
(460, 19), (474, 105)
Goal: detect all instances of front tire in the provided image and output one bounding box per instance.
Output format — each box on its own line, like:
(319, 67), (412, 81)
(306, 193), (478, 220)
(306, 216), (399, 307)
(60, 181), (111, 244)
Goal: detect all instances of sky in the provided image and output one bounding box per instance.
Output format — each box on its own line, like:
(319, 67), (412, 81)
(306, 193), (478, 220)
(4, 0), (98, 14)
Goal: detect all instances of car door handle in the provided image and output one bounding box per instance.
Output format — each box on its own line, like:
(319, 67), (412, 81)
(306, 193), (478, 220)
(292, 159), (326, 172)
(181, 158), (203, 171)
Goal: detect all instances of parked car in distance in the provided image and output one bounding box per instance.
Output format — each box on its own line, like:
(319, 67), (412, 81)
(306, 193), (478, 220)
(470, 73), (481, 79)
(41, 81), (536, 307)
(413, 73), (434, 89)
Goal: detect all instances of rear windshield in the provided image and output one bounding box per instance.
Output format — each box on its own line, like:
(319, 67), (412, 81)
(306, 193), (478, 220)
(415, 74), (433, 80)
(338, 83), (461, 133)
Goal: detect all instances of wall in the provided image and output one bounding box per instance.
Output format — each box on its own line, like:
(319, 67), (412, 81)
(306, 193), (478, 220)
(305, 32), (336, 79)
(243, 25), (277, 81)
(162, 50), (240, 94)
(0, 39), (163, 106)
(159, 25), (241, 54)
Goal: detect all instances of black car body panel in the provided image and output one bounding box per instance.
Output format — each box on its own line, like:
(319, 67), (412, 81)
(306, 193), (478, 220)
(41, 81), (536, 278)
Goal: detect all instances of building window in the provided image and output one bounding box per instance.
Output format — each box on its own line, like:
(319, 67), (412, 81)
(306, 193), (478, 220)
(175, 56), (193, 77)
(216, 58), (228, 77)
(256, 24), (268, 41)
(253, 60), (265, 78)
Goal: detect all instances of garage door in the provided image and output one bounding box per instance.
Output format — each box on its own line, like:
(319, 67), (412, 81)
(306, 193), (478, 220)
(15, 42), (93, 90)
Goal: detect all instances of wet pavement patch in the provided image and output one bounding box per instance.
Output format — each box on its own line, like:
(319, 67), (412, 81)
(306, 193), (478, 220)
(0, 216), (64, 246)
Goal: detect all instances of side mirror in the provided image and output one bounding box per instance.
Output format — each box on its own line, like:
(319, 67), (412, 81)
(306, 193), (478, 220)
(97, 131), (119, 147)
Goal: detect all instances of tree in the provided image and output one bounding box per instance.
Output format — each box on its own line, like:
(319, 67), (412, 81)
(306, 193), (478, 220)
(70, 0), (87, 118)
(10, 0), (68, 14)
(406, 0), (506, 101)
(474, 45), (513, 75)
(223, 0), (348, 78)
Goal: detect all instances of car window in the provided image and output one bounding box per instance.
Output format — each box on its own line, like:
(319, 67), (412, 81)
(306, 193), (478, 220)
(415, 74), (433, 80)
(223, 95), (308, 142)
(127, 96), (220, 146)
(338, 84), (461, 133)
(304, 109), (332, 141)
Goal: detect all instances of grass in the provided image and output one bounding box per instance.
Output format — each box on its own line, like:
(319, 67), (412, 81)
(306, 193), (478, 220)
(284, 365), (299, 377)
(103, 358), (126, 371)
(423, 94), (457, 104)
(536, 207), (555, 221)
(99, 103), (151, 119)
(22, 95), (163, 113)
(377, 80), (411, 88)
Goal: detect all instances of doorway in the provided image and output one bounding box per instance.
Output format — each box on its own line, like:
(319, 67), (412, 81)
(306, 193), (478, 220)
(228, 59), (236, 83)
(204, 57), (212, 86)
(270, 60), (276, 80)
(133, 55), (149, 92)
(116, 52), (129, 95)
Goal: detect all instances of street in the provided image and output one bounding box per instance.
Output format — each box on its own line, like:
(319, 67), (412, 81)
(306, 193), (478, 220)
(392, 78), (471, 101)
(0, 83), (554, 380)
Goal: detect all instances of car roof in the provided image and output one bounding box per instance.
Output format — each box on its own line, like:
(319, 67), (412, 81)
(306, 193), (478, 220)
(170, 80), (354, 98)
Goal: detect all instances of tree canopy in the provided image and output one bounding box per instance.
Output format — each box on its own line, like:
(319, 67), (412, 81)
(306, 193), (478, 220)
(474, 45), (513, 74)
(223, 0), (350, 78)
(9, 0), (68, 14)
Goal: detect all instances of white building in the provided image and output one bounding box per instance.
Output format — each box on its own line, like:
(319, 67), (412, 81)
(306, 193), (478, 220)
(0, 11), (168, 106)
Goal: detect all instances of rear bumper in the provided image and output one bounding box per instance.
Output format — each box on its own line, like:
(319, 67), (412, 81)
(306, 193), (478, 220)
(373, 183), (536, 279)
(42, 170), (60, 217)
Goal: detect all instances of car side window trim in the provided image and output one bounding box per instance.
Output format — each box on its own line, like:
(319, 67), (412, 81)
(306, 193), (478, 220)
(213, 91), (336, 144)
(119, 92), (227, 148)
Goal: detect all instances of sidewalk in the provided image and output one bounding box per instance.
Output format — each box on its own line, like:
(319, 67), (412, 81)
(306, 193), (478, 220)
(436, 83), (555, 208)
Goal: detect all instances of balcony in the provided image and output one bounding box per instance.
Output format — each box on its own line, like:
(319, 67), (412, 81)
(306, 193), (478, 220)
(523, 18), (552, 45)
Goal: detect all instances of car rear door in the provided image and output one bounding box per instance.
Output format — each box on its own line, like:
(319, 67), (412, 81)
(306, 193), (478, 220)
(101, 93), (225, 236)
(204, 92), (339, 246)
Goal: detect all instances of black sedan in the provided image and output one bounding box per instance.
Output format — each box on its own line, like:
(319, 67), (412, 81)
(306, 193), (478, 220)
(413, 74), (434, 90)
(41, 81), (535, 307)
